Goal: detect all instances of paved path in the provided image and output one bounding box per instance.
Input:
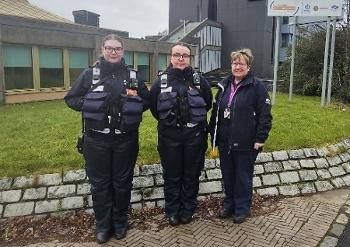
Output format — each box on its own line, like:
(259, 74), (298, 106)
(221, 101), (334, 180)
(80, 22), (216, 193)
(23, 189), (350, 247)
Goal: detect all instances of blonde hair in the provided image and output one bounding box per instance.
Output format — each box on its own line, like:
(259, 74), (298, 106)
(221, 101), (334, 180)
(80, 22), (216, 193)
(230, 48), (254, 66)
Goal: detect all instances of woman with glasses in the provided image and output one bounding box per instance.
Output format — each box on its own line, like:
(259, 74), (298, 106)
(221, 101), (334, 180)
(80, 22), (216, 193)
(65, 34), (149, 243)
(149, 42), (212, 226)
(209, 48), (272, 224)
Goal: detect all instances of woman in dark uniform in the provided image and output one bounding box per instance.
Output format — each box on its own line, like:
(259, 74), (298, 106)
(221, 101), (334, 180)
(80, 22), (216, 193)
(209, 48), (272, 224)
(150, 42), (212, 226)
(65, 34), (149, 243)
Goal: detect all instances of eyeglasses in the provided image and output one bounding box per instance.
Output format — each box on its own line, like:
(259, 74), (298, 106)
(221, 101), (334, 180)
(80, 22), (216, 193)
(172, 53), (190, 60)
(104, 46), (123, 53)
(231, 62), (248, 67)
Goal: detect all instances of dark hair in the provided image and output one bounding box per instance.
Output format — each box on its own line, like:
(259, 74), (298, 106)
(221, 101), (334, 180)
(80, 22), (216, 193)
(101, 34), (124, 48)
(170, 42), (191, 55)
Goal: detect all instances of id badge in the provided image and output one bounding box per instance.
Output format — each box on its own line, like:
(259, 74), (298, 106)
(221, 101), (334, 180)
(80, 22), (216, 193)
(224, 107), (231, 119)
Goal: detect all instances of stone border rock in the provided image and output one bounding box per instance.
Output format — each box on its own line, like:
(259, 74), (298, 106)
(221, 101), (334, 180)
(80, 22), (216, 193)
(318, 193), (350, 247)
(0, 139), (349, 219)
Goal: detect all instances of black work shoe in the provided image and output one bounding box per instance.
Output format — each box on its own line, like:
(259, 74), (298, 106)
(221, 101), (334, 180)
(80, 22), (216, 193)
(233, 213), (250, 224)
(114, 227), (127, 240)
(180, 214), (193, 224)
(168, 215), (180, 226)
(96, 231), (111, 244)
(218, 208), (233, 219)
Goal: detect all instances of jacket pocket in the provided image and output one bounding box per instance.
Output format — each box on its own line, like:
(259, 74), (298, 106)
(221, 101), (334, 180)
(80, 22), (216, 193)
(157, 92), (177, 126)
(119, 95), (143, 132)
(82, 92), (109, 113)
(187, 90), (207, 123)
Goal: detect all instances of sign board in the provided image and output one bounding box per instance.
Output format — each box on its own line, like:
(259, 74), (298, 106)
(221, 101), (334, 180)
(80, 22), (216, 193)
(267, 0), (343, 16)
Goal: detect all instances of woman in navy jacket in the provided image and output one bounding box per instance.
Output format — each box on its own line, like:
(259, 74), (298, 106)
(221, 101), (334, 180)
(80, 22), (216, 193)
(209, 48), (272, 224)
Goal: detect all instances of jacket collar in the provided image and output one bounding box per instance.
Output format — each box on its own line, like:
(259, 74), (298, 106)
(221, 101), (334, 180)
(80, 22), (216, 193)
(218, 73), (254, 91)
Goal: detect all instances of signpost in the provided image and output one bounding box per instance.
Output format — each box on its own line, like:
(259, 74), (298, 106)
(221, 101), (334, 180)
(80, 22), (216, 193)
(267, 0), (343, 106)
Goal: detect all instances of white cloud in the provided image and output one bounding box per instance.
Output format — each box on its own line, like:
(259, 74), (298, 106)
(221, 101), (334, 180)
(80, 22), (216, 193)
(28, 0), (169, 38)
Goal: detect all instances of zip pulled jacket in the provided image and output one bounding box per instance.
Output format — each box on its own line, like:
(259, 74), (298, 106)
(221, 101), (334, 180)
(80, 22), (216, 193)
(209, 73), (272, 151)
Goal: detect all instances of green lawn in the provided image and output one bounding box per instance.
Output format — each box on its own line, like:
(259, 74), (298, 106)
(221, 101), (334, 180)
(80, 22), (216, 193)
(0, 93), (349, 178)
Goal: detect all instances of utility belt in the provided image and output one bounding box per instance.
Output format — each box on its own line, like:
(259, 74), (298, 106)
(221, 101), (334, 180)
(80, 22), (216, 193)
(86, 128), (127, 139)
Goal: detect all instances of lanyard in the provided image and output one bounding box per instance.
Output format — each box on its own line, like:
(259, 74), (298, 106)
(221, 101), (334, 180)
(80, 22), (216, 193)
(227, 82), (240, 107)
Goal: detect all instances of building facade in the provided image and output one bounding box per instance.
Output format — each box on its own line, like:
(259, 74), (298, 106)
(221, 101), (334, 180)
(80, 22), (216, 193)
(169, 0), (277, 77)
(0, 0), (196, 104)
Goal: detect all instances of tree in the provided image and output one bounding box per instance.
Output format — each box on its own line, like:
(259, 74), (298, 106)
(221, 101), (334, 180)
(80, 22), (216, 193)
(279, 2), (350, 103)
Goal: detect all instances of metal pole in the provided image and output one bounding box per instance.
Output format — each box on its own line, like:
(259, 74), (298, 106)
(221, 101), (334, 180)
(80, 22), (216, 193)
(320, 17), (331, 107)
(327, 18), (337, 105)
(272, 16), (281, 105)
(289, 16), (297, 102)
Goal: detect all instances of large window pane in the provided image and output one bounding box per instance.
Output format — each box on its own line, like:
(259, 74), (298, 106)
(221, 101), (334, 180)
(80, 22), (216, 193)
(136, 52), (150, 82)
(39, 48), (63, 88)
(157, 54), (167, 72)
(69, 49), (89, 85)
(124, 51), (134, 68)
(3, 45), (33, 90)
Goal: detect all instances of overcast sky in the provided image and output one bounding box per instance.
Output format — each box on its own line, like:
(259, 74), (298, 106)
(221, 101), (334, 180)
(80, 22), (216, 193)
(28, 0), (169, 38)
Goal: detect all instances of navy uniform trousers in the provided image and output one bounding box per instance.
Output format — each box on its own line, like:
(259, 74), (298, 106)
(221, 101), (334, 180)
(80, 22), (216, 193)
(83, 131), (138, 234)
(158, 125), (207, 217)
(218, 144), (259, 216)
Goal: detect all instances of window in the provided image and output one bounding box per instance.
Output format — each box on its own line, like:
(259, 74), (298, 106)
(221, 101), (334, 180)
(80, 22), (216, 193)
(281, 34), (290, 48)
(136, 52), (150, 82)
(39, 48), (64, 88)
(157, 54), (168, 72)
(69, 49), (89, 85)
(124, 51), (134, 68)
(3, 45), (33, 90)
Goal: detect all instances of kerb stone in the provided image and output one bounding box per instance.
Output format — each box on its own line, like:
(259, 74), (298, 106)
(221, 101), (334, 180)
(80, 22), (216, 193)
(35, 200), (60, 214)
(272, 151), (288, 161)
(77, 183), (91, 195)
(315, 181), (333, 192)
(329, 166), (346, 177)
(257, 187), (279, 196)
(288, 149), (305, 159)
(206, 169), (222, 179)
(4, 202), (34, 217)
(300, 159), (315, 168)
(279, 185), (300, 196)
(23, 188), (46, 200)
(0, 190), (21, 203)
(299, 170), (317, 181)
(47, 185), (76, 198)
(262, 174), (280, 186)
(299, 183), (316, 194)
(0, 177), (12, 190)
(62, 196), (84, 209)
(133, 176), (154, 188)
(63, 169), (86, 183)
(12, 176), (35, 188)
(255, 152), (273, 163)
(37, 173), (61, 186)
(199, 181), (222, 194)
(279, 171), (299, 183)
(140, 164), (162, 175)
(314, 158), (329, 168)
(264, 162), (283, 173)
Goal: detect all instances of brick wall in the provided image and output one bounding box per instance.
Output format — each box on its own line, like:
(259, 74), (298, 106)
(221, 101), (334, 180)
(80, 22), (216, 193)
(0, 139), (349, 219)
